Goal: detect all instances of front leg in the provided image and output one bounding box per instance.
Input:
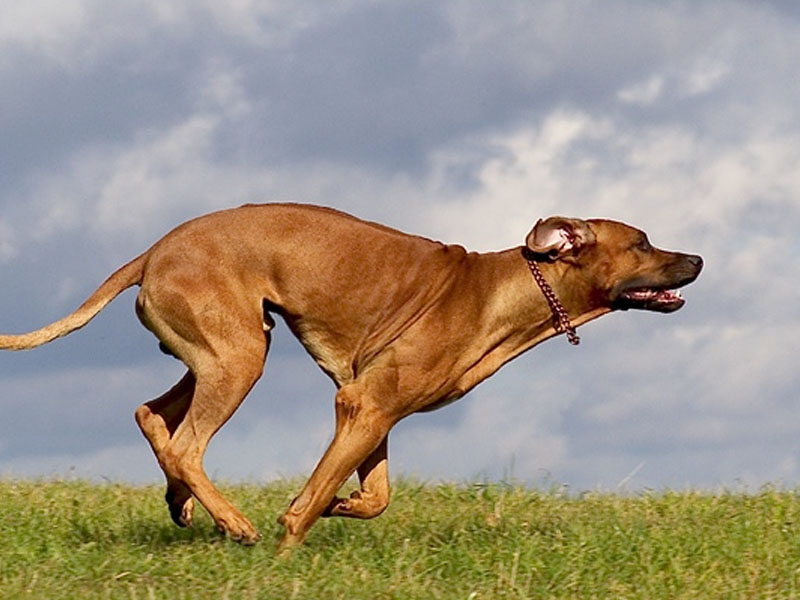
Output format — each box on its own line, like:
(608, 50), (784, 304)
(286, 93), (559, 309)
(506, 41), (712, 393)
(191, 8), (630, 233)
(277, 384), (393, 550)
(324, 435), (389, 519)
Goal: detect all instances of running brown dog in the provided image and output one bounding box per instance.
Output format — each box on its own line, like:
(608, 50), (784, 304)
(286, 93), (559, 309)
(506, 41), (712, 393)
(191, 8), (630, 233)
(0, 203), (702, 549)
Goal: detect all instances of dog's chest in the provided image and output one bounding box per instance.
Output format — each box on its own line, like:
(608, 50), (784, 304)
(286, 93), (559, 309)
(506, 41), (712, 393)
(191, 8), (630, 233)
(288, 320), (355, 386)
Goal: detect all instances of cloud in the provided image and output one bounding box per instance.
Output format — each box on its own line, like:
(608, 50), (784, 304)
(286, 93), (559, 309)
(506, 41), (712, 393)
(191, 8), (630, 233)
(0, 1), (341, 67)
(10, 58), (269, 255)
(0, 1), (91, 65)
(2, 0), (800, 492)
(420, 101), (800, 275)
(0, 363), (183, 451)
(0, 336), (335, 482)
(0, 220), (18, 263)
(618, 76), (665, 106)
(392, 376), (576, 482)
(6, 99), (799, 491)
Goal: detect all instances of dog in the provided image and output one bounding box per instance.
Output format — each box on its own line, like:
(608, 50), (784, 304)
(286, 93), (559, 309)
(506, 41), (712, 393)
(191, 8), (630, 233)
(0, 203), (702, 549)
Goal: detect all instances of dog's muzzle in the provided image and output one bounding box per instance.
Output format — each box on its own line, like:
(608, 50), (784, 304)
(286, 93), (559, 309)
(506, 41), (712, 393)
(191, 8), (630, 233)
(614, 254), (703, 313)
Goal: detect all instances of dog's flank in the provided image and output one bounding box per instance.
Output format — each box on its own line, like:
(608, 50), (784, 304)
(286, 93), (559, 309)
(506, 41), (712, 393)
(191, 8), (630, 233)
(0, 203), (702, 549)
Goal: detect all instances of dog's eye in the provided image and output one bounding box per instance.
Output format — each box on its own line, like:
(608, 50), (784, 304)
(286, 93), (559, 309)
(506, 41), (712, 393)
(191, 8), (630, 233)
(634, 236), (652, 252)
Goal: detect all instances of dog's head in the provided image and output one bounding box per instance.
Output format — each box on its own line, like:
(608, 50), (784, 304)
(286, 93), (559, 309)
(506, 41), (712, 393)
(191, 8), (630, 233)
(526, 216), (703, 313)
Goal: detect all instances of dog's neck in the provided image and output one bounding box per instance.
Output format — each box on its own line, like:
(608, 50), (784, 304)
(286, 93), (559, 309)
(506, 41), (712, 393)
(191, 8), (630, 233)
(522, 249), (580, 345)
(448, 250), (610, 399)
(521, 253), (611, 335)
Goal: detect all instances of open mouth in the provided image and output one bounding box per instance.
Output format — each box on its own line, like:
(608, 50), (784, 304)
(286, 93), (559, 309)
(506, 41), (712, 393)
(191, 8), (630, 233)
(616, 287), (685, 313)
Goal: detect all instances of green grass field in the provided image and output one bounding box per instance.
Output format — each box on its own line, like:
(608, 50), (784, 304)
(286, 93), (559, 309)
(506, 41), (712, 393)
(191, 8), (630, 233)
(2, 479), (800, 599)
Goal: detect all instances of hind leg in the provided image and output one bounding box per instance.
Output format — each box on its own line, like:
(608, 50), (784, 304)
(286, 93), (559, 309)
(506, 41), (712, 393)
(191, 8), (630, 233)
(159, 350), (266, 543)
(134, 371), (197, 528)
(135, 271), (271, 542)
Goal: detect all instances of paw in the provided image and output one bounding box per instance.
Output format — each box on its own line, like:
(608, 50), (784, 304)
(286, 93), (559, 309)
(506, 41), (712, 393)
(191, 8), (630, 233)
(323, 490), (387, 519)
(166, 491), (194, 528)
(276, 508), (310, 550)
(276, 531), (306, 555)
(216, 515), (261, 545)
(321, 495), (351, 517)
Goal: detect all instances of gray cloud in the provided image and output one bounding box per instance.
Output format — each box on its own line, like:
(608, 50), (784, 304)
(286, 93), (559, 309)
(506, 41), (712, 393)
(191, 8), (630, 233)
(1, 0), (799, 491)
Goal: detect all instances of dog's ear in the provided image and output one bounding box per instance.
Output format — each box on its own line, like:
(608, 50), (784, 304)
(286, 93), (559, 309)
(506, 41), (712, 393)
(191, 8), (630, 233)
(526, 216), (596, 260)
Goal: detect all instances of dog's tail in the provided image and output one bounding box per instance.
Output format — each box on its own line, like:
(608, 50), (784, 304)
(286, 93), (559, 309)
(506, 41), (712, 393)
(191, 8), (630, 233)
(0, 253), (147, 351)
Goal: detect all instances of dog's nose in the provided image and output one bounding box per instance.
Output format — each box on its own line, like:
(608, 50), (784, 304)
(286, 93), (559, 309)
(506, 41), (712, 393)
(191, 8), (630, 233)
(688, 254), (704, 271)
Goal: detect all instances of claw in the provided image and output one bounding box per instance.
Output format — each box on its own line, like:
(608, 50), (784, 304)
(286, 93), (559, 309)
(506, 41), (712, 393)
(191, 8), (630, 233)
(216, 516), (261, 545)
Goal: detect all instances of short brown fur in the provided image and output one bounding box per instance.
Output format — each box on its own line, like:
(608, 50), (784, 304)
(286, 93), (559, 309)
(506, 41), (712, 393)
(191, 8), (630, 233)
(0, 203), (702, 549)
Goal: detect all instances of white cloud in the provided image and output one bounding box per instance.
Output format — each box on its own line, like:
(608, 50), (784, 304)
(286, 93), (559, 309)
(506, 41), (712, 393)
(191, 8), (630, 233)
(681, 55), (732, 97)
(198, 60), (252, 119)
(393, 377), (574, 482)
(0, 0), (359, 70)
(617, 53), (733, 107)
(618, 75), (665, 105)
(0, 1), (178, 69)
(0, 1), (89, 64)
(92, 114), (223, 236)
(0, 220), (18, 263)
(420, 106), (800, 262)
(422, 111), (617, 250)
(0, 347), (332, 483)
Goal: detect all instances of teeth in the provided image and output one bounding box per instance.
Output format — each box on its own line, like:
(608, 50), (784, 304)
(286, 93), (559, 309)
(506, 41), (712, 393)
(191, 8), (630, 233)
(674, 289), (683, 298)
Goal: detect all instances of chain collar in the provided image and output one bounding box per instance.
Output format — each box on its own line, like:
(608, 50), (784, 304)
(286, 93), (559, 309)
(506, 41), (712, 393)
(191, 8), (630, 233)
(523, 249), (580, 346)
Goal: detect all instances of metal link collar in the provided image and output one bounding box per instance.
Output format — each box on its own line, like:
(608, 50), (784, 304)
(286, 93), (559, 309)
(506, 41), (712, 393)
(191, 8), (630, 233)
(524, 250), (580, 346)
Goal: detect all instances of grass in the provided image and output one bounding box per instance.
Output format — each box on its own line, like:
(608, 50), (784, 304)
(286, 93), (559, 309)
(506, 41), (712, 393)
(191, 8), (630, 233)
(2, 479), (800, 598)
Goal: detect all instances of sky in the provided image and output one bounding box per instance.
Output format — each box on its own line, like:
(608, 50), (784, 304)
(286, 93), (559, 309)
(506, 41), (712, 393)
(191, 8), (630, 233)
(0, 0), (798, 493)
